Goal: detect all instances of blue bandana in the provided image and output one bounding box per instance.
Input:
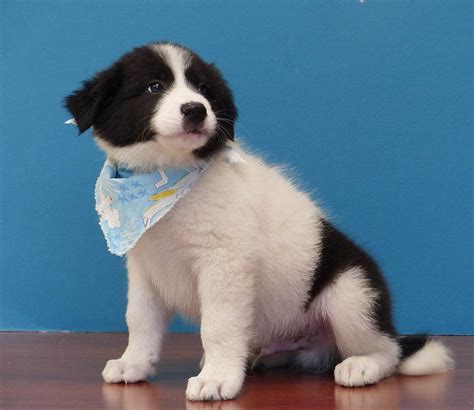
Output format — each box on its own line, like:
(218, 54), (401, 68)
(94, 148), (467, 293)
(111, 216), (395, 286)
(95, 161), (207, 256)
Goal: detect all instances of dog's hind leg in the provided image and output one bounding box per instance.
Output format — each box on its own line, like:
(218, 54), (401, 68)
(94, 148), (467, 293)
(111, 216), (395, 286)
(317, 267), (401, 387)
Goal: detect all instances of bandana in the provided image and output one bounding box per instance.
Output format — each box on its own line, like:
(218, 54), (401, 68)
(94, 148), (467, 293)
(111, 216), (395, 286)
(65, 117), (245, 256)
(95, 161), (207, 256)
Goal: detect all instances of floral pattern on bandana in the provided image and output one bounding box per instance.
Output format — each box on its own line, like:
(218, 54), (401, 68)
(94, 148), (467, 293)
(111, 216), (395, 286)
(95, 160), (206, 256)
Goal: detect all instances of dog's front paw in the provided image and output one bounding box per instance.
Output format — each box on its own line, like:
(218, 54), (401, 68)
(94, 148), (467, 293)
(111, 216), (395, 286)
(334, 356), (382, 387)
(186, 374), (243, 401)
(102, 358), (156, 384)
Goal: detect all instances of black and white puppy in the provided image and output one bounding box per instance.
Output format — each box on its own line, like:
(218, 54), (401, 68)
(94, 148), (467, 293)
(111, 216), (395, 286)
(66, 42), (453, 401)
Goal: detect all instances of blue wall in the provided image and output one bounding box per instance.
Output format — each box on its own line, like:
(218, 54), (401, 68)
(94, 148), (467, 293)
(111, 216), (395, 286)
(1, 1), (472, 334)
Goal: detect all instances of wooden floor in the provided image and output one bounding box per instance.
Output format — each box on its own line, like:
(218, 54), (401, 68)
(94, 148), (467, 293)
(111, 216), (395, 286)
(0, 334), (472, 409)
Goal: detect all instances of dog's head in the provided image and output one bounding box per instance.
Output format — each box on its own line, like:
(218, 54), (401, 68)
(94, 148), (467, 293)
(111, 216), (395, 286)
(65, 42), (237, 170)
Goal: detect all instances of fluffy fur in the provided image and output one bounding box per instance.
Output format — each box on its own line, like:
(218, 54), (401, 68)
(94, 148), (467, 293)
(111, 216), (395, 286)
(65, 42), (454, 401)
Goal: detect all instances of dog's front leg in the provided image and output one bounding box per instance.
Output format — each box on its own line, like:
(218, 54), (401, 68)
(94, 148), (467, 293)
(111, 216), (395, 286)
(186, 257), (253, 401)
(102, 256), (169, 383)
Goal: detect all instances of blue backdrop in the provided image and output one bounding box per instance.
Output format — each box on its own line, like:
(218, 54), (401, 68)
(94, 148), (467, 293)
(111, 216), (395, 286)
(1, 1), (472, 334)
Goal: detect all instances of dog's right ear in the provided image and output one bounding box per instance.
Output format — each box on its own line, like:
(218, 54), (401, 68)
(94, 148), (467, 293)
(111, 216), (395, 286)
(64, 64), (121, 134)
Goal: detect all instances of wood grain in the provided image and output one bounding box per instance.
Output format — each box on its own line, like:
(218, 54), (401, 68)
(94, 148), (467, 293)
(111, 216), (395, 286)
(0, 334), (472, 409)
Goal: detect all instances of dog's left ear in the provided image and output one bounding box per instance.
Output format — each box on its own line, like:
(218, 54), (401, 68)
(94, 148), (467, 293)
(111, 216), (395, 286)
(64, 64), (121, 134)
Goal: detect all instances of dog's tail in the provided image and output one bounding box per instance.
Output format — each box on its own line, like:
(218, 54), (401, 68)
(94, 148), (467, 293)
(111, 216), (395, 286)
(397, 335), (454, 376)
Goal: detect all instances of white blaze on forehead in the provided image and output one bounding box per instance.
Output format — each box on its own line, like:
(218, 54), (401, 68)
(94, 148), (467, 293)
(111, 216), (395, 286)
(153, 43), (191, 83)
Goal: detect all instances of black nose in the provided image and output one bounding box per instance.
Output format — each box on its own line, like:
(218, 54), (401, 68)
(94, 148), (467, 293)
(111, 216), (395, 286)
(181, 102), (207, 123)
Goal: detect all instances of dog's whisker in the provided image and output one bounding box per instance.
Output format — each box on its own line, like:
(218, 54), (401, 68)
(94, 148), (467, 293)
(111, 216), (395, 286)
(215, 117), (251, 135)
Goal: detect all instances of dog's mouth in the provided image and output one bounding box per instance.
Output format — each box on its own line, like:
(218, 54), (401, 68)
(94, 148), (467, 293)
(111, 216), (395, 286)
(181, 125), (214, 140)
(154, 119), (215, 144)
(183, 123), (210, 136)
(159, 128), (212, 144)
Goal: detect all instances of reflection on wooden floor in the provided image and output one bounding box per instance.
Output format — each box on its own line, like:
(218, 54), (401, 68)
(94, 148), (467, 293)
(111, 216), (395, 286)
(0, 333), (471, 409)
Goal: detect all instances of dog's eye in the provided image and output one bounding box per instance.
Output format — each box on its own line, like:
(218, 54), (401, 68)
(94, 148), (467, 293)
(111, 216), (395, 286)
(147, 81), (163, 93)
(198, 82), (210, 95)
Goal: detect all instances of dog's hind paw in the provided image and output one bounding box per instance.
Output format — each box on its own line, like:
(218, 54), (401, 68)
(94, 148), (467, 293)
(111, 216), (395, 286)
(334, 356), (383, 387)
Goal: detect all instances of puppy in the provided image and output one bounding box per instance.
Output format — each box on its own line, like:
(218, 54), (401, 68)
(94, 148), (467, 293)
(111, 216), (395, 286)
(65, 42), (453, 401)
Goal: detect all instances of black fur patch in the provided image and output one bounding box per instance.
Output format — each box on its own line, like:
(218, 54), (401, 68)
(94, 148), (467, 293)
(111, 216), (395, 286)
(305, 220), (396, 336)
(65, 46), (174, 145)
(64, 42), (237, 160)
(398, 334), (428, 359)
